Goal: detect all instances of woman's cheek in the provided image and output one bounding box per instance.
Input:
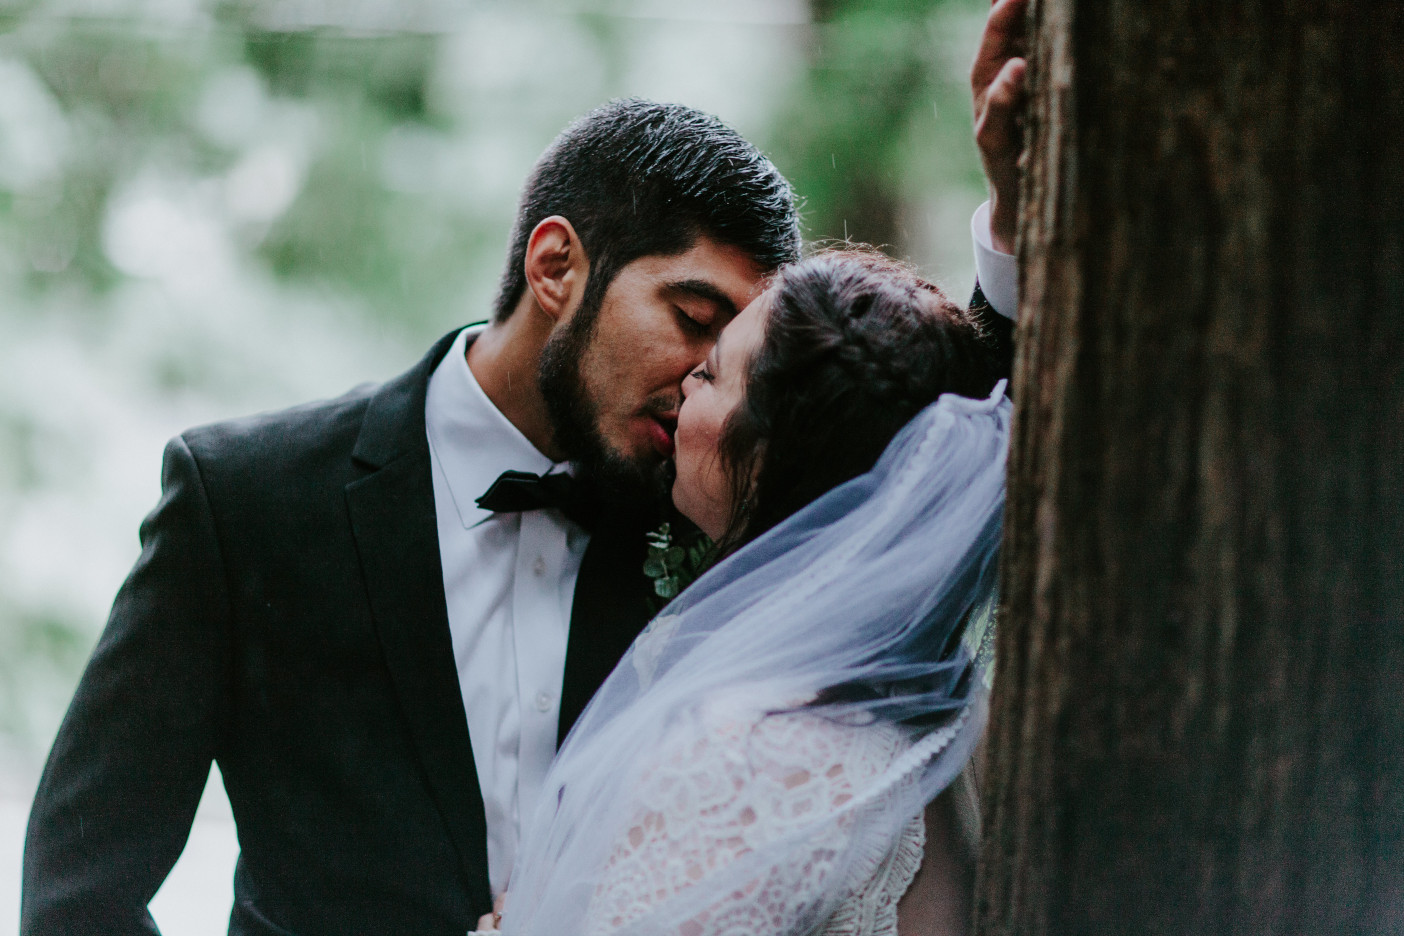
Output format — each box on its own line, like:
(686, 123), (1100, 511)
(671, 422), (702, 502)
(674, 402), (713, 480)
(671, 413), (728, 537)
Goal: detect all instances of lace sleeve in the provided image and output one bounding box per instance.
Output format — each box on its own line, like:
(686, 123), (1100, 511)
(583, 695), (912, 936)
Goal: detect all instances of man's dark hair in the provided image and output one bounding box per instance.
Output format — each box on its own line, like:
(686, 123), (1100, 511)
(493, 99), (800, 323)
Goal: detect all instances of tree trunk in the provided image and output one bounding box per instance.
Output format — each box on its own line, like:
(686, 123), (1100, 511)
(976, 2), (1404, 934)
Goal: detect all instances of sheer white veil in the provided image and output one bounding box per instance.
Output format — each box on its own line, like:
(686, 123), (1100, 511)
(501, 384), (1010, 936)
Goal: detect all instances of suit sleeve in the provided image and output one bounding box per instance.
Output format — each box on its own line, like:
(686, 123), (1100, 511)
(968, 202), (1017, 387)
(22, 434), (233, 936)
(968, 282), (1015, 388)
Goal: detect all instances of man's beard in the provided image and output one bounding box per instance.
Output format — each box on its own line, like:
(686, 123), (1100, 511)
(538, 297), (674, 512)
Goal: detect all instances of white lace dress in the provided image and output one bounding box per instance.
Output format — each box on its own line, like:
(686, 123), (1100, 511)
(580, 693), (925, 936)
(475, 694), (924, 936)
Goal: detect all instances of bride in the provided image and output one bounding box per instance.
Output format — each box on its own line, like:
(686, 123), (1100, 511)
(473, 248), (1011, 936)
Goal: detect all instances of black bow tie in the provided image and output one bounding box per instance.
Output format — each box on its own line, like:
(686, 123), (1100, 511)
(476, 470), (598, 531)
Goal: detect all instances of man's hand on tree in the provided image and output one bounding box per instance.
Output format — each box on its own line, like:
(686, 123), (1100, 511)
(972, 0), (1029, 255)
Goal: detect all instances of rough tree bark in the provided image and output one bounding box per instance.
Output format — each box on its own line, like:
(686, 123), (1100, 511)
(976, 2), (1404, 934)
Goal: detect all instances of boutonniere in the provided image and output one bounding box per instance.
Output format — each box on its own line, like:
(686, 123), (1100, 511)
(643, 522), (712, 607)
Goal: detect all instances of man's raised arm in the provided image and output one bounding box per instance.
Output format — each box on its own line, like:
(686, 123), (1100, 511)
(970, 0), (1028, 323)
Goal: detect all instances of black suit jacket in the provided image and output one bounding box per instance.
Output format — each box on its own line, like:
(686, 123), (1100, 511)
(969, 282), (1014, 387)
(21, 331), (658, 936)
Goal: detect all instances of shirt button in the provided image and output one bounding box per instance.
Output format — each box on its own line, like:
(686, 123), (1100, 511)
(532, 555), (546, 576)
(535, 691), (552, 713)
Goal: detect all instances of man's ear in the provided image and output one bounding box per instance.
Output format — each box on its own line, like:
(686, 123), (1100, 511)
(524, 216), (588, 323)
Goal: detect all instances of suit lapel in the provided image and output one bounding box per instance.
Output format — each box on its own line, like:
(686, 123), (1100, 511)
(345, 330), (492, 910)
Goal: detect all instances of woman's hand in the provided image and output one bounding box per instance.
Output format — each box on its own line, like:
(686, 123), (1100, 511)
(475, 892), (507, 931)
(971, 0), (1029, 255)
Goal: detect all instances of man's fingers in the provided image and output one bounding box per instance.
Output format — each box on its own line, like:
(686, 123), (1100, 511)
(991, 56), (1028, 109)
(971, 0), (1028, 97)
(975, 57), (1028, 154)
(971, 0), (1030, 99)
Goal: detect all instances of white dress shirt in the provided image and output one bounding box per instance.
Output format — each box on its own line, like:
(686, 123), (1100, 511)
(424, 325), (589, 898)
(972, 200), (1019, 321)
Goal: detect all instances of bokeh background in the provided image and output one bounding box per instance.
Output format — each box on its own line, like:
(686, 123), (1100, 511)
(0, 0), (990, 929)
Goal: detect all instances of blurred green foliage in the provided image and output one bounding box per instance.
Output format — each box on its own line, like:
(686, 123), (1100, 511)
(1, 0), (985, 336)
(781, 0), (956, 248)
(0, 0), (989, 756)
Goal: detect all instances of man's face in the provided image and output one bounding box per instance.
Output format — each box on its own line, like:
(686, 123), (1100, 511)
(539, 236), (767, 502)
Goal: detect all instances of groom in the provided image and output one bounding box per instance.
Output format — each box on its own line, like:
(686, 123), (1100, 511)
(24, 3), (1030, 927)
(21, 100), (799, 936)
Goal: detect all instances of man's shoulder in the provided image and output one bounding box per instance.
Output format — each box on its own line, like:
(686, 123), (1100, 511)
(180, 379), (381, 473)
(176, 327), (463, 477)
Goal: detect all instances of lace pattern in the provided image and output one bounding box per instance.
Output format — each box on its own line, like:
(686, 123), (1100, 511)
(818, 813), (924, 936)
(581, 694), (925, 936)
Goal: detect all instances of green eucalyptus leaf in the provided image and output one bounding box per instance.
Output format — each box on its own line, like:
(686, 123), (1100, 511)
(645, 523), (673, 550)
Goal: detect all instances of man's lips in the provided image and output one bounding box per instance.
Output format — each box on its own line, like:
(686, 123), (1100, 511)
(645, 413), (678, 457)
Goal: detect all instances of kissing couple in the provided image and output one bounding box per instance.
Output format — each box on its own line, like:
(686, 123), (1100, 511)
(22, 2), (1031, 934)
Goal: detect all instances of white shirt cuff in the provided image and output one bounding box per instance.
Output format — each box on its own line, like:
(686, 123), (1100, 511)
(972, 200), (1018, 321)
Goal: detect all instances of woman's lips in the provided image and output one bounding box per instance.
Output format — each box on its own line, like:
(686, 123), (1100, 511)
(646, 414), (677, 457)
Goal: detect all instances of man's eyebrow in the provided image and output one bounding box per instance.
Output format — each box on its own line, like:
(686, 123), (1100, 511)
(664, 279), (739, 317)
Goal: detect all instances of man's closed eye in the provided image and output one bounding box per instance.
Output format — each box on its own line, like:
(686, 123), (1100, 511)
(675, 306), (712, 338)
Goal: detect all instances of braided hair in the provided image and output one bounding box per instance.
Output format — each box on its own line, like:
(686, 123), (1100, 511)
(714, 249), (1003, 553)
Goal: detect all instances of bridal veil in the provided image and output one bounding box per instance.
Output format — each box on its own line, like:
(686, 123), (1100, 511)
(501, 384), (1010, 935)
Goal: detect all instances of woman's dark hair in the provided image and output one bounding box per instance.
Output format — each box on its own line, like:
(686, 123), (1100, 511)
(714, 250), (1003, 553)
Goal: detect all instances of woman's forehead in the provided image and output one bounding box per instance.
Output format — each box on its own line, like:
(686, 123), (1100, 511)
(718, 291), (771, 366)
